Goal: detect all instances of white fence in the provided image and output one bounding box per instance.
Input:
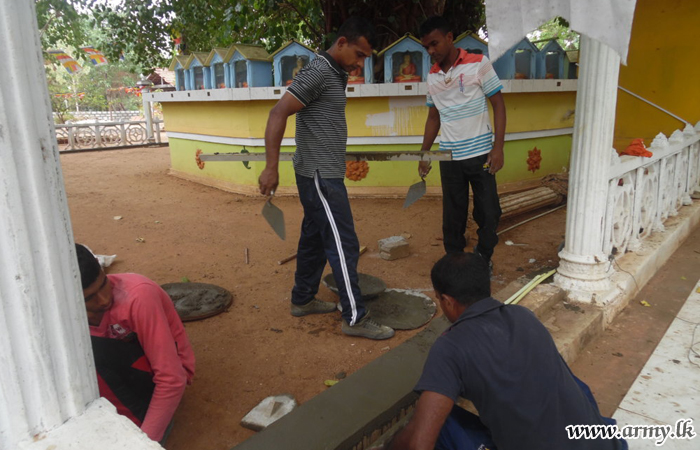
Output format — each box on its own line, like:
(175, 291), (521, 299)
(55, 119), (164, 152)
(54, 110), (142, 122)
(604, 122), (700, 255)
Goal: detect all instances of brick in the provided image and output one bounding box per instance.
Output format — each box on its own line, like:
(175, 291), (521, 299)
(378, 236), (410, 261)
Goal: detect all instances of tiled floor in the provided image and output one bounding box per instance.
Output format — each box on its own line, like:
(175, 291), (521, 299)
(613, 280), (700, 448)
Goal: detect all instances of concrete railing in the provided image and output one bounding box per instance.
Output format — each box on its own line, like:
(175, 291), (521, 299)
(55, 119), (164, 152)
(604, 122), (700, 255)
(54, 110), (142, 122)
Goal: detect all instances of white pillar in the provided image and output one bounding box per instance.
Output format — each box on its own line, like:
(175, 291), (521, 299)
(554, 36), (621, 302)
(0, 0), (95, 447)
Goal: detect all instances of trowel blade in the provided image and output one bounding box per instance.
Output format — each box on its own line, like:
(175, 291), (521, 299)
(262, 198), (286, 240)
(403, 179), (426, 209)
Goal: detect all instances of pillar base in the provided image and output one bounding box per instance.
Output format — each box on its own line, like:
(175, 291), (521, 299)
(19, 398), (162, 450)
(554, 250), (615, 303)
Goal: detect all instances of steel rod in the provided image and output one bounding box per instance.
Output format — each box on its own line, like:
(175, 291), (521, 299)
(198, 151), (453, 162)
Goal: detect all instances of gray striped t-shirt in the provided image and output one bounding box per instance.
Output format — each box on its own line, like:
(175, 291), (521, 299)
(287, 51), (348, 179)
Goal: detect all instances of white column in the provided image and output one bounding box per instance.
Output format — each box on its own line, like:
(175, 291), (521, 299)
(554, 36), (621, 302)
(0, 0), (98, 447)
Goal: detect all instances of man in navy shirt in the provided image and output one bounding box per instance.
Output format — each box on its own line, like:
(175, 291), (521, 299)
(389, 253), (625, 450)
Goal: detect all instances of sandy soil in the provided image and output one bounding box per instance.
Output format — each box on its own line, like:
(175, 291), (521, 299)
(60, 146), (566, 449)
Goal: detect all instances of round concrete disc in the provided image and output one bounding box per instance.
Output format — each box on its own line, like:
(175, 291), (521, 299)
(161, 282), (233, 322)
(322, 273), (386, 301)
(366, 289), (436, 330)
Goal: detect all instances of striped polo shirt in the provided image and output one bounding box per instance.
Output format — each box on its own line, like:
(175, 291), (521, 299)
(287, 51), (348, 179)
(426, 48), (503, 161)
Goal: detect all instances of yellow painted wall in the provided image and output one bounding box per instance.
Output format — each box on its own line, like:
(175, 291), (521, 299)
(614, 0), (700, 151)
(162, 90), (574, 192)
(162, 92), (576, 139)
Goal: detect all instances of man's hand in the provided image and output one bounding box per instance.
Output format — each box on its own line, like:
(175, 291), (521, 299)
(388, 391), (454, 450)
(418, 161), (432, 178)
(486, 146), (504, 174)
(258, 167), (279, 196)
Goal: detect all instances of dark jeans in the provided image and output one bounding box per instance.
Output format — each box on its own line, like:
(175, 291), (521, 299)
(436, 374), (627, 450)
(292, 172), (365, 326)
(439, 154), (501, 260)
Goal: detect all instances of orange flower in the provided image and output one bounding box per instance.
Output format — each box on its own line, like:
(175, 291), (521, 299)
(345, 161), (369, 181)
(195, 149), (205, 170)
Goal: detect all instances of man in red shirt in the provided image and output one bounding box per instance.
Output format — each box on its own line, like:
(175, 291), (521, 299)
(76, 244), (195, 443)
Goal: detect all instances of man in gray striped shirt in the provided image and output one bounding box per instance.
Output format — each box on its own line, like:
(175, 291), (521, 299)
(259, 18), (394, 340)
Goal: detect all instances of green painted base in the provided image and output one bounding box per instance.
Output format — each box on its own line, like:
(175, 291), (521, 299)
(171, 136), (571, 191)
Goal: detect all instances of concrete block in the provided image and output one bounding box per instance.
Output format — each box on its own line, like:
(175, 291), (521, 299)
(241, 394), (297, 432)
(378, 236), (410, 261)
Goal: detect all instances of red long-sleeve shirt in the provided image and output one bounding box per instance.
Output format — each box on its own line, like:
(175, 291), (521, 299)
(90, 273), (195, 441)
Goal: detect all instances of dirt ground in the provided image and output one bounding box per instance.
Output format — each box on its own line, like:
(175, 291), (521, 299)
(60, 146), (566, 450)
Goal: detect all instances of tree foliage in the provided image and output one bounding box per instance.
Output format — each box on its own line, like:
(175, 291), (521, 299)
(528, 17), (579, 51)
(43, 0), (485, 71)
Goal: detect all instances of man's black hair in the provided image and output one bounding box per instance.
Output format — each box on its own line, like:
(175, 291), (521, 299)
(419, 15), (452, 38)
(75, 243), (101, 289)
(336, 17), (377, 49)
(431, 252), (491, 306)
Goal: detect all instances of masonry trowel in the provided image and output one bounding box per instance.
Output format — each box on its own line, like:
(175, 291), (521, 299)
(403, 177), (426, 209)
(262, 192), (286, 240)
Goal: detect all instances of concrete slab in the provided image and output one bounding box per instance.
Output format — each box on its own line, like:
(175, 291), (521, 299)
(612, 409), (692, 450)
(241, 394), (297, 432)
(613, 279), (700, 449)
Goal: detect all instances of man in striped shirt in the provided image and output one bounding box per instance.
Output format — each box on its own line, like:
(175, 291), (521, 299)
(259, 18), (394, 340)
(418, 16), (506, 271)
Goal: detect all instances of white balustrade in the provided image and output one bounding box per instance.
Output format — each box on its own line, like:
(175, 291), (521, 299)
(55, 119), (164, 151)
(604, 123), (700, 256)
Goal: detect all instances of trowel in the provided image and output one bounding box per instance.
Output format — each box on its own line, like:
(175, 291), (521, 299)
(262, 193), (285, 240)
(403, 177), (426, 209)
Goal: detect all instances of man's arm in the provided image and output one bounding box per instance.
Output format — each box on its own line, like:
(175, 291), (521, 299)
(388, 391), (454, 450)
(487, 91), (506, 174)
(130, 284), (189, 441)
(258, 93), (305, 195)
(418, 106), (440, 177)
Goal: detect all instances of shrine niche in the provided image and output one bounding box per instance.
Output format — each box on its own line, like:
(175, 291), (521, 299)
(270, 40), (316, 87)
(206, 48), (230, 88)
(188, 52), (211, 90)
(377, 34), (430, 84)
(454, 32), (489, 57)
(168, 55), (190, 91)
(227, 44), (272, 88)
(536, 40), (566, 79)
(348, 52), (374, 84)
(492, 38), (538, 80)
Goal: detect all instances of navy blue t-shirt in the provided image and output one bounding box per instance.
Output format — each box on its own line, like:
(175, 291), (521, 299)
(415, 297), (620, 450)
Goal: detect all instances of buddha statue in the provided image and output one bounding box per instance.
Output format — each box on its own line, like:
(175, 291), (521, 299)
(394, 53), (421, 82)
(348, 65), (365, 84)
(286, 57), (305, 85)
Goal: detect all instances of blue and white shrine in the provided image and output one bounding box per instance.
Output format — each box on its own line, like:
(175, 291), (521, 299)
(168, 55), (190, 91)
(206, 48), (230, 89)
(188, 52), (211, 90)
(227, 44), (272, 88)
(270, 40), (316, 87)
(454, 32), (489, 57)
(378, 34), (430, 83)
(536, 39), (567, 79)
(492, 38), (539, 80)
